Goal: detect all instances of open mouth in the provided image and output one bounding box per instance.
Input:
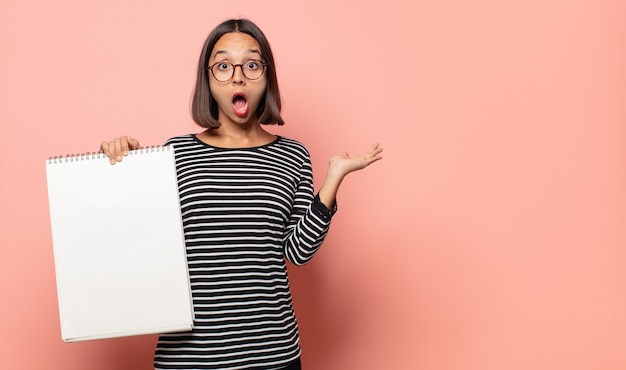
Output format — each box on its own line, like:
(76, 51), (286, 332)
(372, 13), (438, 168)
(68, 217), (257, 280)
(232, 92), (249, 117)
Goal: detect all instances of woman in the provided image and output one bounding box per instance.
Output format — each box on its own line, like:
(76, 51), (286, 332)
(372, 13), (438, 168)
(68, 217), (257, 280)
(101, 18), (382, 370)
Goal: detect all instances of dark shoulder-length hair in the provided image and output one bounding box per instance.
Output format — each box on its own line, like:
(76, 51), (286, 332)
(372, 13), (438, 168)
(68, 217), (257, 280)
(191, 19), (284, 128)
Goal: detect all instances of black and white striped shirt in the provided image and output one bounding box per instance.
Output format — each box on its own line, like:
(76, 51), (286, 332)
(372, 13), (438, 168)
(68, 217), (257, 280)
(154, 134), (335, 369)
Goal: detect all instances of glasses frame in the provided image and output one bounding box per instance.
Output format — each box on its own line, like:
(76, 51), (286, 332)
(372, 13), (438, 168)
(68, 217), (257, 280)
(208, 59), (267, 82)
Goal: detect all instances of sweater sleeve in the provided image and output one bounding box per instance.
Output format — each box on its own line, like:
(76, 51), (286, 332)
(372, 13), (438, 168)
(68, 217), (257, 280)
(283, 154), (337, 266)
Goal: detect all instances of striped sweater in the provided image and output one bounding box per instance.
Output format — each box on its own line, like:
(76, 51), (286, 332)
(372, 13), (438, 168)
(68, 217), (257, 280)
(154, 134), (335, 369)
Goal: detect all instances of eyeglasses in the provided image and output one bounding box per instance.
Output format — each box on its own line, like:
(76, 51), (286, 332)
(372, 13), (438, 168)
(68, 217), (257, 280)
(208, 59), (267, 82)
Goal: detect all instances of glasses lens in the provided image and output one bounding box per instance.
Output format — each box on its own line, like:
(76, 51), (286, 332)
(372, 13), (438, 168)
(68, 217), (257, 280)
(211, 62), (233, 82)
(242, 60), (264, 80)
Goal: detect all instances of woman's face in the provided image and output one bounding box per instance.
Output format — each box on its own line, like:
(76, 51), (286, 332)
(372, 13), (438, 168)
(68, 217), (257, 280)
(208, 32), (267, 127)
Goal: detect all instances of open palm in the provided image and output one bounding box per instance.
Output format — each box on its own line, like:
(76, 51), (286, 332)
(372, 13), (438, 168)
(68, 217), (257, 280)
(329, 142), (383, 177)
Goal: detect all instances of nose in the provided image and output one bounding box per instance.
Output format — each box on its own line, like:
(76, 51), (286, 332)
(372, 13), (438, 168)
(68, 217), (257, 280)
(232, 64), (245, 84)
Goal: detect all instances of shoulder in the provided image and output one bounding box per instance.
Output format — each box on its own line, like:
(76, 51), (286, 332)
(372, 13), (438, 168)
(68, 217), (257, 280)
(275, 136), (311, 159)
(164, 134), (196, 147)
(263, 136), (312, 171)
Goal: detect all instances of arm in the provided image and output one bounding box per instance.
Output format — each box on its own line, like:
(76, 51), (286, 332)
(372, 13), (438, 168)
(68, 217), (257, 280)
(283, 155), (332, 266)
(283, 142), (383, 265)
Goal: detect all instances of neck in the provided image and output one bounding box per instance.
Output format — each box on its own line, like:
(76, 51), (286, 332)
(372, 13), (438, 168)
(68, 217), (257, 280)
(198, 123), (276, 149)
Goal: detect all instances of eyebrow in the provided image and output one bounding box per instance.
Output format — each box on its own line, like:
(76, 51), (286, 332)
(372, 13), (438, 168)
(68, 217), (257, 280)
(212, 49), (262, 59)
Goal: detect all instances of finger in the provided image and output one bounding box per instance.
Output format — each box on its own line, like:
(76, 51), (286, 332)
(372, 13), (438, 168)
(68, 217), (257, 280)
(367, 142), (382, 154)
(107, 141), (117, 165)
(114, 138), (123, 162)
(101, 141), (117, 165)
(367, 146), (383, 164)
(368, 143), (383, 157)
(100, 141), (110, 155)
(127, 136), (141, 150)
(120, 136), (132, 156)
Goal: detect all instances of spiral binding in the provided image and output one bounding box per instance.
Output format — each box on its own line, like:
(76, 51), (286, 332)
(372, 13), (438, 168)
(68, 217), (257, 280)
(47, 145), (170, 164)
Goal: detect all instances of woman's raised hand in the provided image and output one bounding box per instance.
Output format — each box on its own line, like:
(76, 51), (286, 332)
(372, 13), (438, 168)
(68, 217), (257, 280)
(328, 142), (383, 178)
(100, 136), (141, 165)
(317, 143), (383, 208)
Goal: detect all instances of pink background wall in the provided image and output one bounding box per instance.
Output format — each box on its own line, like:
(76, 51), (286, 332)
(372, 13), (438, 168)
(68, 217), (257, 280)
(1, 0), (625, 369)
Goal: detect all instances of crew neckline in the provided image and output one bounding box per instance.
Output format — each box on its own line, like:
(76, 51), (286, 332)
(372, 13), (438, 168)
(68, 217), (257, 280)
(191, 134), (281, 150)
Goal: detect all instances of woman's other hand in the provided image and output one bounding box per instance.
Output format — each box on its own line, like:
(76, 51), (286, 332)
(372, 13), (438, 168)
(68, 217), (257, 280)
(100, 136), (141, 165)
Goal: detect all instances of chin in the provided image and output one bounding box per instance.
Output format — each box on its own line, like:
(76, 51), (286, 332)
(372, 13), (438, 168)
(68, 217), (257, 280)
(231, 115), (256, 126)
